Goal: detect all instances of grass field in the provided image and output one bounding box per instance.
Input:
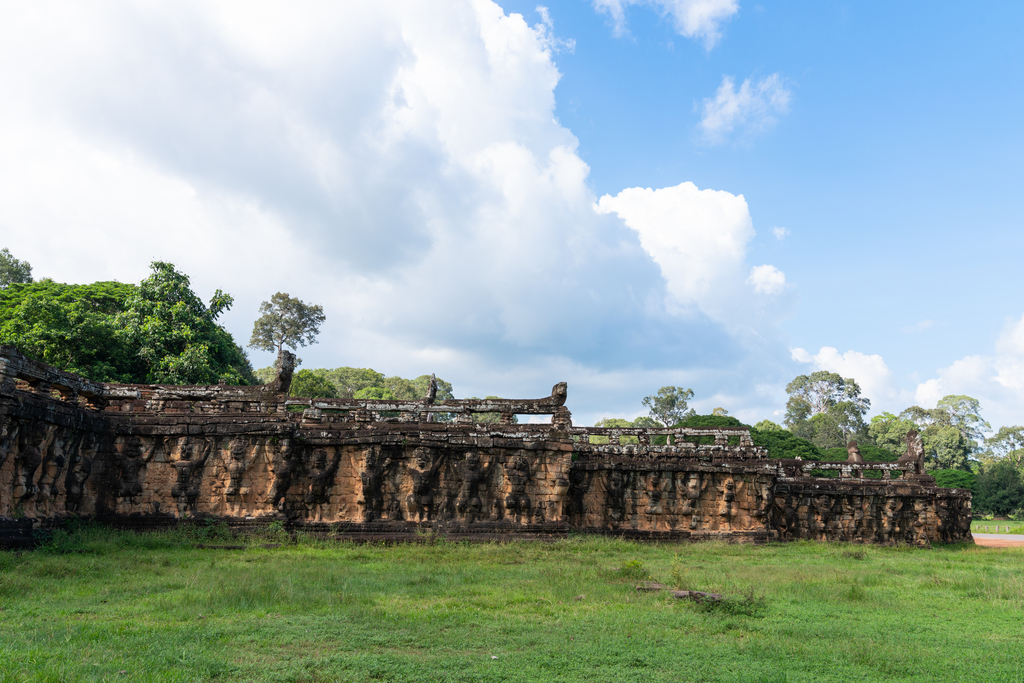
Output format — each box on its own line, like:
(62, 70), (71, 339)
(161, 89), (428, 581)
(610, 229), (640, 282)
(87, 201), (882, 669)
(972, 519), (1024, 534)
(2, 525), (1023, 683)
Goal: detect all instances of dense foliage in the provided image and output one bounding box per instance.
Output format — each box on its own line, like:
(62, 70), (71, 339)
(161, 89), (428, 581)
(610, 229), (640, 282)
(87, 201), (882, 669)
(973, 461), (1024, 517)
(931, 469), (977, 490)
(267, 365), (454, 403)
(749, 427), (823, 461)
(0, 262), (255, 384)
(869, 396), (989, 471)
(288, 369), (338, 398)
(0, 279), (136, 381)
(784, 371), (870, 449)
(673, 414), (743, 429)
(0, 248), (33, 288)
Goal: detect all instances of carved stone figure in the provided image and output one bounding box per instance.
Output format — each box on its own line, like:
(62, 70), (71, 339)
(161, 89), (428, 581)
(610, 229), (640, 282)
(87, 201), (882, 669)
(566, 467), (590, 524)
(309, 448), (342, 521)
(171, 437), (211, 516)
(605, 469), (627, 527)
(406, 447), (445, 522)
(752, 481), (773, 527)
(717, 478), (736, 529)
(64, 431), (95, 513)
(898, 430), (926, 475)
(267, 438), (296, 512)
(678, 472), (707, 530)
(503, 455), (531, 524)
(115, 436), (152, 500)
(14, 421), (47, 501)
(225, 439), (250, 497)
(812, 495), (833, 540)
(456, 451), (486, 523)
(550, 455), (572, 522)
(37, 427), (75, 513)
(358, 448), (393, 522)
(882, 498), (901, 543)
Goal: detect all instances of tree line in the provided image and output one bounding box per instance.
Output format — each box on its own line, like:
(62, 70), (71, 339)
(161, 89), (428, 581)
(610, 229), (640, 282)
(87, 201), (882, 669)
(600, 374), (1024, 519)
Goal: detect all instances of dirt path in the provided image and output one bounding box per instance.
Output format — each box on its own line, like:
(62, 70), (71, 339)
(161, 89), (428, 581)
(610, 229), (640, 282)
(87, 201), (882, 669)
(972, 534), (1024, 548)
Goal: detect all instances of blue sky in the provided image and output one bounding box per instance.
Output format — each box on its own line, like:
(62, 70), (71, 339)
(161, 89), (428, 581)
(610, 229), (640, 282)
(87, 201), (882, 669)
(1, 1), (1022, 430)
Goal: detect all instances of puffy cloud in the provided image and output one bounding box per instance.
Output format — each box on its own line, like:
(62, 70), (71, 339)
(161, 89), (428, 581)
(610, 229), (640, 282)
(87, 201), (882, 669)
(596, 183), (748, 313)
(0, 0), (792, 425)
(699, 73), (791, 144)
(771, 226), (789, 240)
(595, 182), (792, 329)
(912, 313), (1024, 428)
(592, 0), (738, 48)
(747, 265), (785, 295)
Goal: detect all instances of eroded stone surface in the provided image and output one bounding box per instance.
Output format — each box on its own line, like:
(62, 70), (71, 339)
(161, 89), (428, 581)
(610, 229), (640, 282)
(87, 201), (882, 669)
(0, 346), (972, 546)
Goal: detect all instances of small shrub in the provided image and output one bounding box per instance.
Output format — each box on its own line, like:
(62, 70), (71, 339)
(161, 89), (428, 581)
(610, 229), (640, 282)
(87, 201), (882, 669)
(669, 554), (692, 590)
(698, 587), (768, 617)
(617, 560), (650, 580)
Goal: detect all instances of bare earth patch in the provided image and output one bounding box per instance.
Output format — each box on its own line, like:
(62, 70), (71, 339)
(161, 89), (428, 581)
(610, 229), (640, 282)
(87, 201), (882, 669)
(974, 537), (1024, 548)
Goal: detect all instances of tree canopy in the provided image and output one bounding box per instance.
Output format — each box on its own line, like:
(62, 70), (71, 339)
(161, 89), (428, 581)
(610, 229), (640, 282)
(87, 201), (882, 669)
(0, 263), (254, 384)
(641, 386), (695, 427)
(116, 262), (254, 385)
(289, 369), (338, 398)
(259, 365), (456, 413)
(0, 248), (32, 288)
(872, 395), (990, 471)
(985, 426), (1024, 468)
(249, 292), (326, 356)
(973, 461), (1024, 517)
(0, 279), (136, 381)
(784, 371), (870, 448)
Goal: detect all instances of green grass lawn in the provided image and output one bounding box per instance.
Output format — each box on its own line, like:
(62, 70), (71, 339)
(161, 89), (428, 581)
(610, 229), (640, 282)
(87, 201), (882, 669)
(972, 519), (1024, 534)
(2, 526), (1023, 683)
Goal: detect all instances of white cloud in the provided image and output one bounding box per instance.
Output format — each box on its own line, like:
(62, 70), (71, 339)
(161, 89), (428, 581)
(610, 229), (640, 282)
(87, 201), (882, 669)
(771, 226), (789, 240)
(747, 264), (785, 295)
(912, 313), (1024, 429)
(595, 182), (791, 327)
(902, 319), (935, 334)
(699, 73), (791, 144)
(592, 0), (738, 48)
(0, 0), (794, 426)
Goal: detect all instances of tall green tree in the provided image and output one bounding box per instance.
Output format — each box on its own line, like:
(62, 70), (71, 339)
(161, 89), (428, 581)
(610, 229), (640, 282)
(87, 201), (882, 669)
(289, 369), (338, 398)
(0, 263), (254, 385)
(320, 367), (387, 398)
(0, 248), (32, 288)
(641, 386), (695, 427)
(116, 262), (254, 385)
(784, 371), (870, 448)
(987, 426), (1024, 468)
(895, 395), (989, 471)
(249, 292), (325, 356)
(868, 412), (919, 457)
(973, 460), (1024, 516)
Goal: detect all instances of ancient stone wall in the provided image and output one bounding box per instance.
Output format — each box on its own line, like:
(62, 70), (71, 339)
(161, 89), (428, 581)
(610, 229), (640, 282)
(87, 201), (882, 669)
(0, 346), (973, 547)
